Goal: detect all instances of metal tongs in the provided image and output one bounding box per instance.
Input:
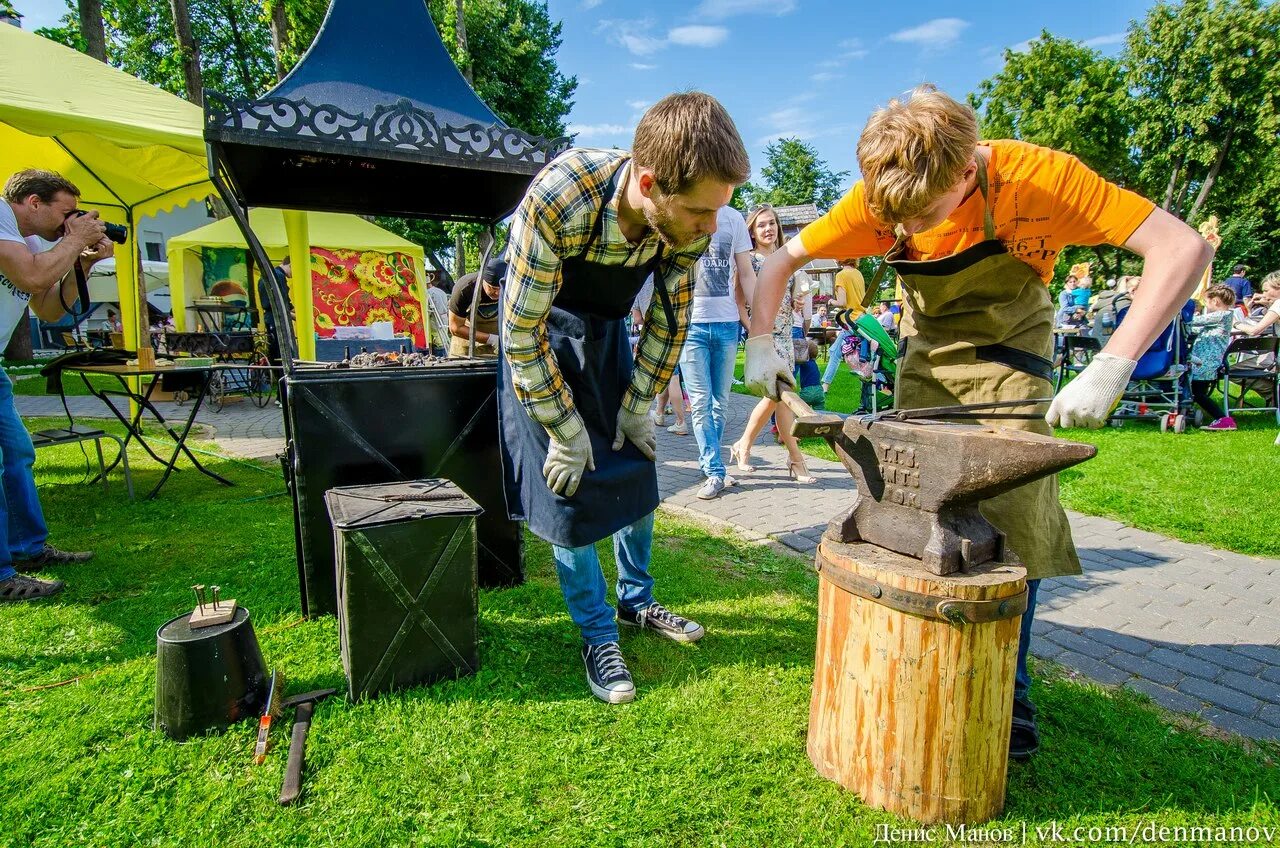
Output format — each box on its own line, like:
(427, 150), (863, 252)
(868, 397), (1053, 422)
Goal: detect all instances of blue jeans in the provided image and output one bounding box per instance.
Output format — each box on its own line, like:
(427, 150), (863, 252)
(1014, 578), (1041, 704)
(822, 329), (854, 385)
(551, 512), (655, 646)
(0, 375), (49, 581)
(679, 322), (739, 480)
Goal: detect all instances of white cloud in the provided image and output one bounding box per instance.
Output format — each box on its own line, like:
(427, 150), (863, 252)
(1083, 32), (1125, 48)
(838, 37), (863, 51)
(598, 18), (729, 55)
(668, 25), (729, 48)
(811, 72), (842, 83)
(580, 0), (604, 8)
(567, 123), (632, 139)
(1008, 39), (1033, 54)
(630, 62), (657, 70)
(694, 0), (795, 18)
(627, 100), (650, 111)
(888, 18), (970, 49)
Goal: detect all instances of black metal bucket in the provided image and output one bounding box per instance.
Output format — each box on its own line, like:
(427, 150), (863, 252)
(154, 606), (268, 740)
(282, 359), (523, 617)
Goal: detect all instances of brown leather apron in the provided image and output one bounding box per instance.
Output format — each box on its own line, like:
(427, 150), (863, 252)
(868, 155), (1080, 579)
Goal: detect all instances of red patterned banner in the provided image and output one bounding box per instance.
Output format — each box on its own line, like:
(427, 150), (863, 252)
(310, 248), (425, 348)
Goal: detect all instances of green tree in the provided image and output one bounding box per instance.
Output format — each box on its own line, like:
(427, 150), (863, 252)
(742, 138), (848, 212)
(1126, 0), (1280, 222)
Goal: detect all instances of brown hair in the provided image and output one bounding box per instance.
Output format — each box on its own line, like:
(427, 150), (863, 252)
(856, 84), (978, 223)
(632, 92), (750, 194)
(3, 169), (80, 204)
(745, 205), (782, 251)
(1204, 284), (1237, 307)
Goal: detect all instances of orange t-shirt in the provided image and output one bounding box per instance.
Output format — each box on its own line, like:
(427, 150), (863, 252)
(799, 139), (1156, 282)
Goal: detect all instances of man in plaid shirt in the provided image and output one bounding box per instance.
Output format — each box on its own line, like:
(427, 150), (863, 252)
(499, 93), (750, 703)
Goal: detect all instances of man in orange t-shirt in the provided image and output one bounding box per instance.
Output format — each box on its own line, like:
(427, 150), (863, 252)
(744, 86), (1212, 761)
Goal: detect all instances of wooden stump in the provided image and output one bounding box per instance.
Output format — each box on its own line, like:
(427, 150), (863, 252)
(808, 538), (1026, 825)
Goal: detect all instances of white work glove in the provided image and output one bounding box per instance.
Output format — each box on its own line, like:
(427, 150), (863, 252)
(743, 334), (795, 400)
(612, 405), (656, 460)
(543, 425), (595, 497)
(1045, 353), (1137, 429)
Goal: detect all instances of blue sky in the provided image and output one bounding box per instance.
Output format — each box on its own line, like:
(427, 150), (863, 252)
(546, 0), (1155, 191)
(18, 0), (1154, 192)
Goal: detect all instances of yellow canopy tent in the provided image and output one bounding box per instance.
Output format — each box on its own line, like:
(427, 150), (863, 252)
(167, 210), (432, 358)
(0, 23), (211, 360)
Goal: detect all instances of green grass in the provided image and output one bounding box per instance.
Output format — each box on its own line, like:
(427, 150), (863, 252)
(2, 424), (1277, 846)
(736, 351), (1280, 558)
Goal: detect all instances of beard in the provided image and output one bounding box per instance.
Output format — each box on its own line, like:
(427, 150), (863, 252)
(643, 196), (699, 249)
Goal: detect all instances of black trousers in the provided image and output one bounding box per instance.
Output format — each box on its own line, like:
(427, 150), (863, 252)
(1192, 379), (1225, 421)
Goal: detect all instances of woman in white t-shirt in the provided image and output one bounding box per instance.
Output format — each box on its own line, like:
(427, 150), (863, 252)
(1240, 272), (1280, 336)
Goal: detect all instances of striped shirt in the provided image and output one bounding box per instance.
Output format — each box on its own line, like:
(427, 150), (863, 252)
(503, 148), (710, 442)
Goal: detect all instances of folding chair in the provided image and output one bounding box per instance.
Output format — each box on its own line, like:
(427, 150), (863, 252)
(30, 424), (135, 500)
(1054, 334), (1101, 392)
(1221, 336), (1279, 424)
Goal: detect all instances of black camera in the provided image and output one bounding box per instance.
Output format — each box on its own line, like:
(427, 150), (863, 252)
(70, 210), (128, 245)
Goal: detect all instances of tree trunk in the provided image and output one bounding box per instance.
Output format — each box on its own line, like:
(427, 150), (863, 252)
(77, 0), (106, 62)
(4, 309), (34, 361)
(808, 540), (1023, 825)
(1171, 178), (1191, 220)
(454, 0), (472, 84)
(268, 0), (290, 81)
(222, 0), (258, 95)
(1187, 127), (1234, 225)
(1161, 159), (1182, 211)
(1091, 246), (1118, 282)
(454, 231), (467, 278)
(170, 0), (203, 106)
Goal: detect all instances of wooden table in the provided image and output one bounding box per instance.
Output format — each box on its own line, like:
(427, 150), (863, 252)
(59, 362), (235, 499)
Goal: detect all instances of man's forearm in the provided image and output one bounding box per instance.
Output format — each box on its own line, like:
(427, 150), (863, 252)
(1108, 213), (1213, 360)
(750, 244), (808, 336)
(29, 273), (79, 321)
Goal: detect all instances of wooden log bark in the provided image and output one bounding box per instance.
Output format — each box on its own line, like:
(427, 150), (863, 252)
(808, 539), (1026, 825)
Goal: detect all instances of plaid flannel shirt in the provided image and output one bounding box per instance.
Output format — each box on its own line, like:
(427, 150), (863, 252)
(503, 148), (710, 442)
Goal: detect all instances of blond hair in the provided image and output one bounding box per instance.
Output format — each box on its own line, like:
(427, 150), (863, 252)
(745, 204), (782, 251)
(856, 84), (978, 223)
(632, 92), (750, 194)
(1261, 271), (1280, 292)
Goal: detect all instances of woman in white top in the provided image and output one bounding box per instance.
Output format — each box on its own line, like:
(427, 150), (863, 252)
(1240, 272), (1280, 336)
(728, 205), (816, 483)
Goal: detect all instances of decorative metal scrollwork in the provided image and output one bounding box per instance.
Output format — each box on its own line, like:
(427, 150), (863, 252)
(206, 91), (569, 166)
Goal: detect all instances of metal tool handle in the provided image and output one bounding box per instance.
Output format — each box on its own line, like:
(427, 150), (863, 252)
(278, 701), (314, 806)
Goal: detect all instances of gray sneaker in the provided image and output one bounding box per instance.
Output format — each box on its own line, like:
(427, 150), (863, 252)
(696, 474), (736, 499)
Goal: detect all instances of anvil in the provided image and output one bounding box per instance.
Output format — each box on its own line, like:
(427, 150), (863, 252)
(783, 396), (1096, 575)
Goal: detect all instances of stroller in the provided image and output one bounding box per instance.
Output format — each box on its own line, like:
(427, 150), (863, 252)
(1108, 299), (1198, 432)
(834, 310), (897, 413)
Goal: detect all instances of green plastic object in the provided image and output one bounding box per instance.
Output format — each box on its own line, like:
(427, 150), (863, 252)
(326, 480), (482, 701)
(853, 314), (898, 379)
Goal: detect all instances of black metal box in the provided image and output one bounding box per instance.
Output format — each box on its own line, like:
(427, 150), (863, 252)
(283, 360), (523, 617)
(327, 480), (481, 701)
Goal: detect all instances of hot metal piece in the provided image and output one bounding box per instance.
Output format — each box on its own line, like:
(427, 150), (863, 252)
(779, 388), (1095, 575)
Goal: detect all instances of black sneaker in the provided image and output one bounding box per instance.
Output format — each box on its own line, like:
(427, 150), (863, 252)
(1009, 696), (1040, 761)
(14, 543), (94, 573)
(618, 602), (705, 643)
(582, 641), (635, 704)
(0, 573), (65, 602)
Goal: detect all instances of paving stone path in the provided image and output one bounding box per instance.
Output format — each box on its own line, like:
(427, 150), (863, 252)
(19, 388), (1280, 740)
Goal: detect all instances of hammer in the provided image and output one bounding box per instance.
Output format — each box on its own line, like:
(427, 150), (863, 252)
(277, 687), (338, 806)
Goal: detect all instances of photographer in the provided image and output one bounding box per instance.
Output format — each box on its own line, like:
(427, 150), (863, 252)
(0, 169), (108, 602)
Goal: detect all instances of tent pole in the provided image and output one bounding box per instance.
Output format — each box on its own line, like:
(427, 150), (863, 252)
(207, 142), (298, 375)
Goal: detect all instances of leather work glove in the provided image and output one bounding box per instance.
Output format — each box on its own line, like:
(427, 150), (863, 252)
(612, 405), (656, 460)
(543, 425), (595, 497)
(1045, 353), (1137, 429)
(743, 334), (795, 400)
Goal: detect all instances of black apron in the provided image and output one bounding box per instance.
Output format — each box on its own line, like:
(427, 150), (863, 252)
(498, 159), (676, 548)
